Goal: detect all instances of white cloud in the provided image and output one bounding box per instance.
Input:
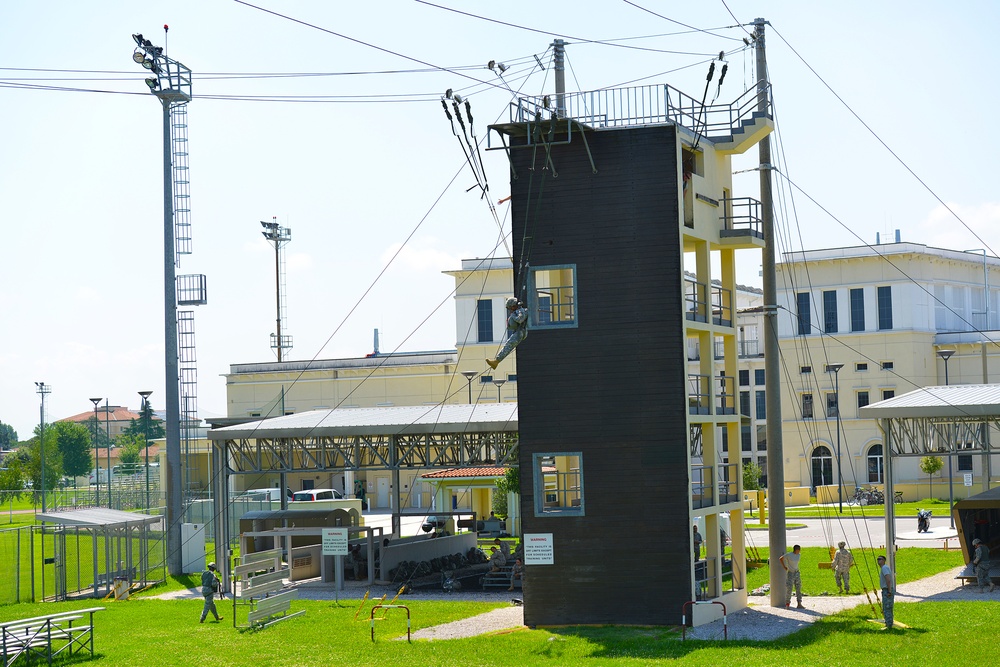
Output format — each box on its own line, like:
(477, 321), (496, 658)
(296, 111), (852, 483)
(918, 202), (1000, 252)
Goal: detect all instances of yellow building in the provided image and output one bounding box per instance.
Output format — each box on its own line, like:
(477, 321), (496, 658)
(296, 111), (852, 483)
(777, 242), (1000, 500)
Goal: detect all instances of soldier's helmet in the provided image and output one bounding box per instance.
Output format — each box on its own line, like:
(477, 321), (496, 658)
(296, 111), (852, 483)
(505, 297), (519, 309)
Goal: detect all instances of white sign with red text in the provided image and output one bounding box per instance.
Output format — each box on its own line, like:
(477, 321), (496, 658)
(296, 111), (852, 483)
(523, 533), (554, 565)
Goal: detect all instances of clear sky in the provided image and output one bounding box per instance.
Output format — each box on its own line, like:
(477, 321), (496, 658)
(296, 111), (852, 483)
(1, 1), (997, 438)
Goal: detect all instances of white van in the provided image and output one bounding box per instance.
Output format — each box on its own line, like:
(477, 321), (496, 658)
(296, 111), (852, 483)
(291, 488), (343, 502)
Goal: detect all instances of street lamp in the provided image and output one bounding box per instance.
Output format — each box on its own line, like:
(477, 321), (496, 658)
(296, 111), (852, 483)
(139, 391), (153, 513)
(461, 371), (477, 404)
(105, 399), (112, 509)
(828, 363), (844, 513)
(492, 378), (507, 403)
(131, 29), (191, 575)
(35, 382), (51, 513)
(938, 348), (956, 528)
(90, 397), (102, 506)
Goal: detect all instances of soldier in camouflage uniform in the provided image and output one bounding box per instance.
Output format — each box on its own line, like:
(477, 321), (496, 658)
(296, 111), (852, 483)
(972, 538), (995, 593)
(832, 541), (854, 594)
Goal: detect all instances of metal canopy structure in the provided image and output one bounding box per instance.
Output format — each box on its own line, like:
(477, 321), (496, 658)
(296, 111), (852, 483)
(206, 404), (518, 585)
(860, 384), (999, 576)
(861, 384), (1000, 458)
(36, 508), (161, 600)
(207, 404), (519, 473)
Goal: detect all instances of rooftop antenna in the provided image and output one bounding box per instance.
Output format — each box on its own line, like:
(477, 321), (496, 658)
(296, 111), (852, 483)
(261, 217), (293, 361)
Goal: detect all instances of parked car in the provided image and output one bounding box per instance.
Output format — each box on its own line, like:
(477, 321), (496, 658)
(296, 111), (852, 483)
(291, 488), (343, 502)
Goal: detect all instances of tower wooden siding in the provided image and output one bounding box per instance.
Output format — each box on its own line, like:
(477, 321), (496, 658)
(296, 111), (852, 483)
(510, 125), (691, 626)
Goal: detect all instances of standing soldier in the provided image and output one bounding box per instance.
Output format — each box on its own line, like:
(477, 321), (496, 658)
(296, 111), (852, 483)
(692, 525), (703, 562)
(972, 538), (995, 593)
(832, 541), (854, 594)
(199, 562), (224, 623)
(779, 544), (804, 609)
(877, 555), (894, 630)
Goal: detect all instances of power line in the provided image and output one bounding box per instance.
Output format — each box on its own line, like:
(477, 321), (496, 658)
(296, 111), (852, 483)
(414, 0), (731, 55)
(769, 24), (999, 262)
(622, 0), (745, 41)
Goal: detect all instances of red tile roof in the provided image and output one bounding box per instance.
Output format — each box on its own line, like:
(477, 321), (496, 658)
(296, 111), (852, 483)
(422, 466), (508, 479)
(59, 406), (143, 423)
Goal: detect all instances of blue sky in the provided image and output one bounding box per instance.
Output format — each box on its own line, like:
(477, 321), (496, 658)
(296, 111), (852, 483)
(2, 1), (997, 437)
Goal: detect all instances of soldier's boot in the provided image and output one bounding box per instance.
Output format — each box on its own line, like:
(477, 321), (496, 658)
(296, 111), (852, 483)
(990, 583), (996, 593)
(486, 358), (499, 370)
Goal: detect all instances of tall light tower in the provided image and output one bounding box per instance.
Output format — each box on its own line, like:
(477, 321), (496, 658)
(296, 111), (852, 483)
(261, 218), (293, 361)
(34, 382), (51, 513)
(131, 28), (192, 575)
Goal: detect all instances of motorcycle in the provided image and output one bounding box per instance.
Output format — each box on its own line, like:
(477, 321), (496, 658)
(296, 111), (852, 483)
(917, 509), (932, 533)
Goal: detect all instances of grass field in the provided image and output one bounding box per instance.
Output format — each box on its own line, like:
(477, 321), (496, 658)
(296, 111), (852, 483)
(744, 546), (965, 596)
(0, 592), (993, 666)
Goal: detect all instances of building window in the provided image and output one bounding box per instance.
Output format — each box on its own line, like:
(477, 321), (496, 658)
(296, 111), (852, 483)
(529, 265), (577, 329)
(755, 390), (766, 420)
(740, 391), (750, 417)
(534, 453), (583, 515)
(867, 444), (884, 483)
(481, 375), (493, 384)
(958, 444), (973, 472)
(507, 374), (517, 383)
(857, 390), (870, 412)
(741, 425), (752, 451)
(801, 366), (812, 374)
(877, 286), (893, 330)
(477, 299), (494, 343)
(739, 369), (750, 386)
(756, 424), (767, 450)
(826, 392), (839, 418)
(823, 290), (838, 333)
(882, 389), (895, 400)
(856, 362), (868, 372)
(811, 445), (833, 489)
(754, 369), (765, 386)
(802, 393), (814, 419)
(850, 288), (865, 332)
(796, 292), (811, 335)
(881, 361), (894, 371)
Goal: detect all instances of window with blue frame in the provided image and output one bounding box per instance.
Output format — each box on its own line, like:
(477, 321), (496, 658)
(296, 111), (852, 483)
(534, 453), (584, 516)
(877, 286), (893, 330)
(755, 390), (766, 419)
(477, 299), (493, 343)
(529, 265), (577, 329)
(739, 370), (750, 386)
(754, 369), (765, 386)
(796, 292), (811, 335)
(850, 288), (865, 332)
(823, 290), (838, 333)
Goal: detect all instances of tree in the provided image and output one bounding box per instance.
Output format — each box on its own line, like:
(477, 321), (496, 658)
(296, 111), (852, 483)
(0, 450), (27, 506)
(115, 433), (144, 474)
(493, 467), (520, 520)
(83, 416), (112, 449)
(743, 460), (763, 491)
(24, 429), (63, 498)
(919, 456), (944, 500)
(0, 421), (17, 449)
(50, 421), (93, 483)
(121, 403), (165, 441)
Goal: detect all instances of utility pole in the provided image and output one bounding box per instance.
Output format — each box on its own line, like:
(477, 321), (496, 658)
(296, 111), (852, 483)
(754, 16), (787, 609)
(552, 38), (566, 117)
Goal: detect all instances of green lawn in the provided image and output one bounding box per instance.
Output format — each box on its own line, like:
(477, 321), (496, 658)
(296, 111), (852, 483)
(784, 497), (954, 519)
(745, 546), (964, 596)
(0, 594), (993, 666)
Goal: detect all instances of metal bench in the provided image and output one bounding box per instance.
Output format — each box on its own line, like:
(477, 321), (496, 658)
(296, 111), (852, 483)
(1, 607), (103, 667)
